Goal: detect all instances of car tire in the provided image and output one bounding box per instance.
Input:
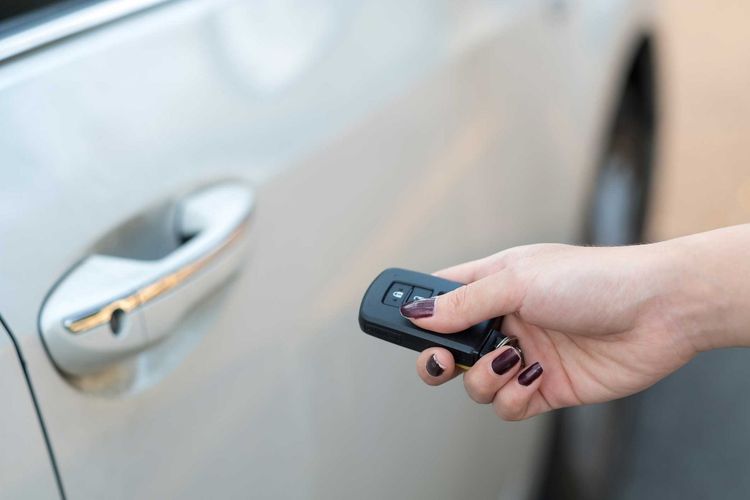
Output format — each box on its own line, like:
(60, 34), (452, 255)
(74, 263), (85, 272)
(537, 39), (657, 500)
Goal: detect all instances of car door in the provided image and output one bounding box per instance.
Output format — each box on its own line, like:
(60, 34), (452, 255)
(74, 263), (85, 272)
(0, 318), (60, 499)
(0, 0), (578, 498)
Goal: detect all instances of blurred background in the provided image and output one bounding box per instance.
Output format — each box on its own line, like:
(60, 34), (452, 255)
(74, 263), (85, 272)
(651, 0), (750, 238)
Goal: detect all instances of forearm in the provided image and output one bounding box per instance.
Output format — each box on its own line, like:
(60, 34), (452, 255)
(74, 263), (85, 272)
(656, 224), (750, 351)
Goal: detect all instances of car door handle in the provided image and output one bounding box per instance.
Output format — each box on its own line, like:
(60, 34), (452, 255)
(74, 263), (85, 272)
(40, 182), (254, 377)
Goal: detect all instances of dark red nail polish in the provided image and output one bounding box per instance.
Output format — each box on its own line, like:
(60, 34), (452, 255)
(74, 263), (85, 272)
(400, 297), (436, 319)
(491, 348), (520, 375)
(518, 362), (543, 386)
(426, 354), (444, 377)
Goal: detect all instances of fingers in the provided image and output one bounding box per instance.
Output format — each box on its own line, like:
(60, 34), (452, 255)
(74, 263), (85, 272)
(401, 268), (524, 333)
(432, 254), (504, 284)
(462, 347), (524, 403)
(416, 348), (459, 386)
(492, 362), (546, 421)
(417, 346), (549, 421)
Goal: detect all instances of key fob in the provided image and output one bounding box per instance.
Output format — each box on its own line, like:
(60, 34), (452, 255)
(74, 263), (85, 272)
(358, 268), (518, 368)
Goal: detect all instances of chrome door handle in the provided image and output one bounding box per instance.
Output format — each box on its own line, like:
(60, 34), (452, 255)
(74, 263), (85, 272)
(64, 192), (248, 334)
(40, 182), (254, 376)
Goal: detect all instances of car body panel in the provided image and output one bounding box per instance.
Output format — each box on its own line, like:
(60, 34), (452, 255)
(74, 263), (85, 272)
(0, 320), (59, 499)
(0, 0), (654, 498)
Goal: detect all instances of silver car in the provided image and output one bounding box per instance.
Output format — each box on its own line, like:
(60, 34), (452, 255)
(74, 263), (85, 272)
(0, 1), (657, 498)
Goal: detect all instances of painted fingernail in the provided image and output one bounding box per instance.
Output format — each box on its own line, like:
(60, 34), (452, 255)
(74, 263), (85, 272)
(518, 362), (543, 386)
(491, 348), (521, 375)
(400, 297), (436, 319)
(426, 354), (445, 377)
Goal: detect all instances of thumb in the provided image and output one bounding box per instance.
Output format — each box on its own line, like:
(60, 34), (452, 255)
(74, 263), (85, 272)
(400, 269), (524, 333)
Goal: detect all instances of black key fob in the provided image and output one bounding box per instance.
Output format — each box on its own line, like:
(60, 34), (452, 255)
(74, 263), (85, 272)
(358, 268), (519, 368)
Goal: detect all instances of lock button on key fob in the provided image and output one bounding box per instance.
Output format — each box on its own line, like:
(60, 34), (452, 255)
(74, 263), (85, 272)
(383, 282), (412, 306)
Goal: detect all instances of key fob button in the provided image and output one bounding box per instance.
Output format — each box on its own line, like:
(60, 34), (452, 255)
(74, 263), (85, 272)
(383, 282), (412, 306)
(407, 287), (433, 303)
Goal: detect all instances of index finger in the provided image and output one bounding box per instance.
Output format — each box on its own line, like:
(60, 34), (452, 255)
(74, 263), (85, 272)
(432, 254), (504, 284)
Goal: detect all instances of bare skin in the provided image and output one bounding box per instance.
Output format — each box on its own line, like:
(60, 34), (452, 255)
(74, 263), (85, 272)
(403, 225), (750, 421)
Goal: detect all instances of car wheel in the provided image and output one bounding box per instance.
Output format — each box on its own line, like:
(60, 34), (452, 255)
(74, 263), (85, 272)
(537, 39), (657, 500)
(584, 70), (655, 246)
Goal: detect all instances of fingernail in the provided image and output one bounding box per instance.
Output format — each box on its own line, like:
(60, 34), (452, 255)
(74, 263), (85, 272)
(518, 362), (543, 386)
(426, 354), (445, 377)
(491, 348), (521, 375)
(400, 297), (436, 319)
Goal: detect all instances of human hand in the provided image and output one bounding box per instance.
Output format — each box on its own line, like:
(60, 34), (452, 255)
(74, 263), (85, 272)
(401, 242), (702, 420)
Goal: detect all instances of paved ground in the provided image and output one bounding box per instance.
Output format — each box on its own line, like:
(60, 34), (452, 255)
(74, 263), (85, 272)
(618, 2), (750, 499)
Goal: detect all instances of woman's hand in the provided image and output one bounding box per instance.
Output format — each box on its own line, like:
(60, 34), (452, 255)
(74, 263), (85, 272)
(401, 227), (750, 421)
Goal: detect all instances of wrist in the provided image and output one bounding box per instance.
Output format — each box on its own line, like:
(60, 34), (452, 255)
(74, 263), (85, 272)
(653, 227), (750, 352)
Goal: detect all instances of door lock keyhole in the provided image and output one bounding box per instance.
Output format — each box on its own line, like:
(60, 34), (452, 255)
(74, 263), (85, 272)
(109, 308), (126, 336)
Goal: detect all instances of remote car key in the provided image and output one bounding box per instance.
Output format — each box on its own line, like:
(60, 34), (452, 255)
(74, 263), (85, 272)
(358, 268), (521, 368)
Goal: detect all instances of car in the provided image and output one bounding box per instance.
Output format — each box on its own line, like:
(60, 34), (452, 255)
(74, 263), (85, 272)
(0, 1), (658, 498)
